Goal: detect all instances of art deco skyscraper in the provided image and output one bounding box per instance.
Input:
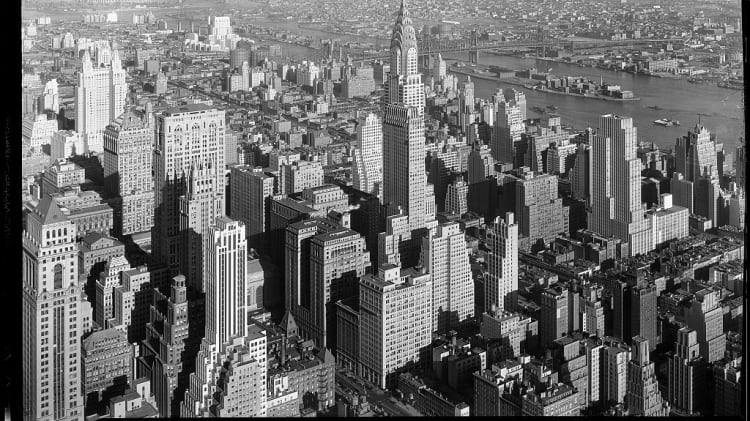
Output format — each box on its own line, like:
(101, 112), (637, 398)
(22, 196), (90, 420)
(625, 337), (670, 416)
(103, 110), (155, 236)
(182, 220), (268, 417)
(204, 217), (248, 347)
(589, 115), (651, 256)
(382, 0), (428, 232)
(75, 48), (127, 154)
(675, 125), (719, 182)
(484, 212), (518, 314)
(352, 112), (383, 196)
(152, 104), (225, 281)
(420, 221), (474, 333)
(668, 327), (705, 415)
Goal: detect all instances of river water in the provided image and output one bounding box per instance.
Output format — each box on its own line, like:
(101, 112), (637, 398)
(30, 9), (743, 150)
(255, 26), (744, 151)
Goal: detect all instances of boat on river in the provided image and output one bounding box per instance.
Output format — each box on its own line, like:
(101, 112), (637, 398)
(531, 106), (546, 114)
(654, 118), (680, 127)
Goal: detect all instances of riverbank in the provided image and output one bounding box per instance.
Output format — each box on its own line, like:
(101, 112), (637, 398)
(449, 64), (641, 102)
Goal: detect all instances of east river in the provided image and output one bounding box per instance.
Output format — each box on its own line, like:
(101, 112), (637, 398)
(27, 9), (744, 151)
(244, 23), (744, 151)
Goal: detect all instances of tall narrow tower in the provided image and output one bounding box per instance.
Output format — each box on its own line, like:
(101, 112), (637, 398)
(382, 0), (428, 232)
(484, 212), (518, 314)
(75, 47), (127, 154)
(589, 115), (651, 256)
(152, 104), (225, 280)
(22, 196), (88, 420)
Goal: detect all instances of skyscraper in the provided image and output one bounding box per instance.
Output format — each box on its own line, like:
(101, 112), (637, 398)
(75, 48), (127, 154)
(358, 264), (433, 389)
(668, 327), (705, 415)
(352, 112), (383, 196)
(152, 104), (225, 279)
(22, 196), (89, 420)
(229, 165), (274, 252)
(675, 125), (718, 182)
(484, 212), (519, 314)
(204, 217), (247, 347)
(492, 100), (525, 166)
(103, 110), (155, 236)
(420, 221), (474, 332)
(514, 169), (568, 250)
(285, 218), (370, 349)
(540, 285), (569, 349)
(382, 0), (428, 233)
(625, 337), (669, 416)
(589, 115), (651, 257)
(181, 218), (267, 417)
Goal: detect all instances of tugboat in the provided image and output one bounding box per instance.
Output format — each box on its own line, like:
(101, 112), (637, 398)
(647, 105), (661, 110)
(546, 105), (559, 111)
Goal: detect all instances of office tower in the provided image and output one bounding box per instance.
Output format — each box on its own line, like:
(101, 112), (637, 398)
(153, 104), (225, 278)
(382, 0), (428, 233)
(182, 219), (267, 417)
(727, 191), (745, 228)
(94, 255), (130, 328)
(602, 339), (630, 406)
(570, 143), (591, 202)
(514, 169), (567, 250)
(75, 48), (127, 154)
(670, 172), (694, 213)
(23, 114), (58, 152)
(50, 130), (85, 161)
(180, 163), (226, 292)
(229, 166), (274, 252)
(480, 310), (538, 359)
(685, 288), (726, 363)
(467, 143), (494, 184)
(420, 221), (473, 332)
(359, 265), (433, 389)
(581, 283), (605, 338)
(138, 275), (189, 417)
(675, 125), (718, 182)
(525, 115), (569, 173)
(41, 79), (59, 114)
(229, 45), (249, 71)
(352, 113), (383, 196)
(735, 142), (745, 188)
(625, 337), (670, 416)
(280, 160), (324, 195)
(112, 265), (153, 343)
(444, 177), (468, 215)
(82, 328), (132, 400)
(459, 77), (475, 132)
(432, 53), (446, 81)
(589, 115), (651, 257)
(712, 358), (743, 416)
(646, 193), (689, 249)
(182, 325), (267, 417)
(540, 286), (568, 349)
(492, 100), (525, 166)
(208, 16), (231, 39)
(204, 217), (247, 347)
(22, 196), (89, 420)
(103, 111), (155, 236)
(286, 219), (370, 349)
(668, 327), (705, 415)
(484, 212), (518, 314)
(583, 338), (604, 407)
(694, 175), (721, 226)
(630, 282), (657, 352)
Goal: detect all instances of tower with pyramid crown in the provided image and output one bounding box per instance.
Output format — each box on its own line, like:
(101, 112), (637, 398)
(22, 195), (93, 420)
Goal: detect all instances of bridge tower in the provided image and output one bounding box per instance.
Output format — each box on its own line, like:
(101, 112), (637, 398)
(469, 30), (479, 64)
(421, 34), (432, 71)
(537, 25), (547, 57)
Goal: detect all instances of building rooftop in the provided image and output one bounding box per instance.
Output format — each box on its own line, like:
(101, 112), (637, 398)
(162, 103), (217, 115)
